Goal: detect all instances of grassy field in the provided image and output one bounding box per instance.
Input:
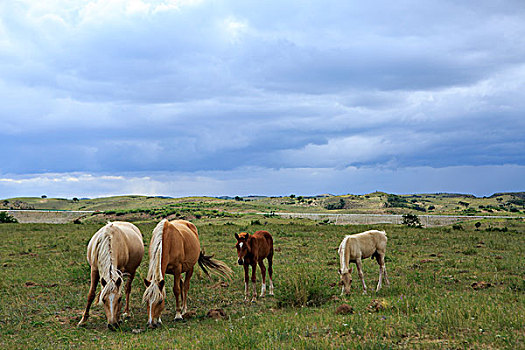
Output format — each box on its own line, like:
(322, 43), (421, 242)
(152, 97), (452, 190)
(0, 217), (523, 349)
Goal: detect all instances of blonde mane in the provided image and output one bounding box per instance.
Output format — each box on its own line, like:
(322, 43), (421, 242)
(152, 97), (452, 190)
(143, 219), (167, 304)
(92, 222), (123, 304)
(338, 235), (351, 274)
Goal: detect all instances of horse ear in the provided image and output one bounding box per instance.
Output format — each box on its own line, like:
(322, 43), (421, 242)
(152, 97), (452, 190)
(158, 279), (165, 290)
(235, 233), (239, 240)
(100, 278), (107, 287)
(144, 278), (151, 287)
(116, 277), (122, 288)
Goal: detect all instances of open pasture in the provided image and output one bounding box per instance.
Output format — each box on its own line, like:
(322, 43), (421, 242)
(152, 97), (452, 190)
(0, 218), (523, 349)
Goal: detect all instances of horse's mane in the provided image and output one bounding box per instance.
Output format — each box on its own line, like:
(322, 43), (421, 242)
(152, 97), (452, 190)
(143, 219), (167, 304)
(338, 235), (351, 274)
(92, 222), (123, 304)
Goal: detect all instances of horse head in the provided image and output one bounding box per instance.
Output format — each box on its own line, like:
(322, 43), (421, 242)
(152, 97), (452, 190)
(338, 267), (353, 295)
(143, 279), (166, 328)
(98, 275), (123, 330)
(234, 232), (251, 265)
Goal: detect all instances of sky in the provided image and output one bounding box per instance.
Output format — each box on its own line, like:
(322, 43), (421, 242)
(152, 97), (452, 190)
(1, 0), (524, 199)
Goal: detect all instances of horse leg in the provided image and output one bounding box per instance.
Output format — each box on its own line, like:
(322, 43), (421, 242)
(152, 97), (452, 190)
(173, 270), (183, 320)
(78, 269), (99, 326)
(258, 260), (266, 297)
(379, 254), (390, 287)
(182, 268), (193, 315)
(267, 253), (274, 296)
(375, 254), (384, 292)
(243, 264), (250, 301)
(355, 258), (367, 294)
(122, 272), (135, 318)
(250, 262), (257, 302)
(179, 278), (184, 315)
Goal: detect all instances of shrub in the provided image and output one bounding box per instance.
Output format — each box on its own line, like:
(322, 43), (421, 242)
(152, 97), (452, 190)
(386, 194), (409, 208)
(324, 198), (345, 210)
(0, 211), (18, 223)
(276, 268), (331, 308)
(452, 224), (464, 231)
(401, 213), (421, 228)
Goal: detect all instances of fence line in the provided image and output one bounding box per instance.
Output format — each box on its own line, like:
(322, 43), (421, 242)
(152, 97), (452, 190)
(0, 209), (94, 223)
(257, 212), (523, 227)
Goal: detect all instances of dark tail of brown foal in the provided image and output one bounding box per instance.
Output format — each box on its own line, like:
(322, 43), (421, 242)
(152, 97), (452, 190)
(198, 251), (233, 280)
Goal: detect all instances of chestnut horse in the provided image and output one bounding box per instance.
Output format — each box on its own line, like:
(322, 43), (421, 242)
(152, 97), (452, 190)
(78, 222), (144, 330)
(143, 219), (232, 328)
(234, 231), (274, 302)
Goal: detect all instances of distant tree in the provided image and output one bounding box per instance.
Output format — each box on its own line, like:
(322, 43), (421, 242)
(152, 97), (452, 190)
(290, 194), (296, 199)
(401, 213), (421, 228)
(41, 195), (47, 199)
(73, 197), (79, 202)
(0, 211), (18, 223)
(234, 196), (243, 201)
(428, 205), (435, 211)
(386, 194), (409, 208)
(475, 222), (481, 230)
(324, 198), (345, 210)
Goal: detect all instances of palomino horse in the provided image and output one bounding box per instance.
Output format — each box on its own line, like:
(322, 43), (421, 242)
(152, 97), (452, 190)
(143, 219), (232, 328)
(78, 222), (144, 330)
(234, 231), (274, 302)
(338, 230), (389, 294)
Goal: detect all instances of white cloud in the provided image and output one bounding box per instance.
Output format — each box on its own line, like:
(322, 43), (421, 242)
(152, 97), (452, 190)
(2, 165), (524, 199)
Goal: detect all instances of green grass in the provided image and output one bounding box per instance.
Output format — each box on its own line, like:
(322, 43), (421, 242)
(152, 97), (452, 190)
(0, 218), (523, 349)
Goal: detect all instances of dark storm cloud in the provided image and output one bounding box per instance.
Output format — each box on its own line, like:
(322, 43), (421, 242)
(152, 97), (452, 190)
(0, 0), (524, 197)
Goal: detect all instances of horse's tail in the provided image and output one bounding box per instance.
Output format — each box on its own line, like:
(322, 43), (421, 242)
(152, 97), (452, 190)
(198, 250), (233, 280)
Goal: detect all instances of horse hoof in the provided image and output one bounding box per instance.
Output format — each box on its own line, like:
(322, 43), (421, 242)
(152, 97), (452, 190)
(122, 312), (130, 319)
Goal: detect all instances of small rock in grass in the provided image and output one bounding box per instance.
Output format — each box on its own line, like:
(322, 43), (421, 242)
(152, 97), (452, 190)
(335, 304), (354, 315)
(471, 281), (492, 290)
(183, 310), (196, 319)
(368, 299), (389, 312)
(207, 309), (227, 320)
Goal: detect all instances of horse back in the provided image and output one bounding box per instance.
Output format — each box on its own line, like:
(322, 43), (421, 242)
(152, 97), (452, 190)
(252, 230), (273, 259)
(165, 220), (201, 270)
(347, 230), (387, 259)
(111, 222), (145, 271)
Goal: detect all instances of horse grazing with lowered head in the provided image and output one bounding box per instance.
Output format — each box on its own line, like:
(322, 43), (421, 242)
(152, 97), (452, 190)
(143, 219), (232, 328)
(338, 229), (389, 295)
(234, 231), (274, 302)
(78, 221), (144, 330)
